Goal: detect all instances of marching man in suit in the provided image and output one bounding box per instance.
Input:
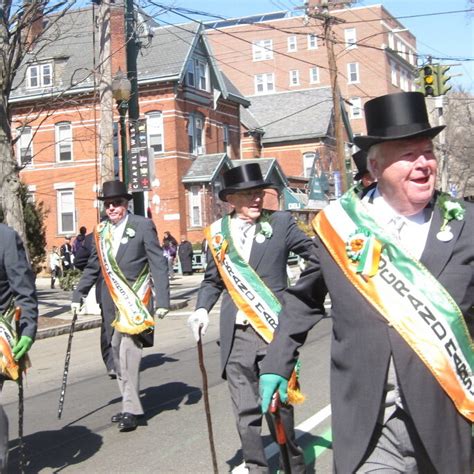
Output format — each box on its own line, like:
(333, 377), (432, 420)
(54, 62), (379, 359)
(260, 92), (473, 472)
(187, 163), (314, 473)
(72, 180), (170, 432)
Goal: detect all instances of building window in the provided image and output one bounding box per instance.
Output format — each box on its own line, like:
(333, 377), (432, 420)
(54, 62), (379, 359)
(303, 152), (316, 178)
(309, 67), (320, 84)
(188, 113), (204, 155)
(388, 32), (395, 50)
(17, 126), (33, 165)
(223, 124), (230, 155)
(400, 70), (409, 91)
(349, 97), (362, 119)
(287, 35), (297, 52)
(55, 122), (72, 162)
(254, 73), (275, 94)
(146, 111), (164, 154)
(344, 28), (357, 49)
(252, 39), (273, 61)
(185, 58), (209, 91)
(27, 63), (52, 89)
(307, 34), (318, 49)
(347, 63), (359, 84)
(391, 62), (398, 86)
(189, 186), (202, 227)
(57, 189), (75, 235)
(289, 70), (300, 86)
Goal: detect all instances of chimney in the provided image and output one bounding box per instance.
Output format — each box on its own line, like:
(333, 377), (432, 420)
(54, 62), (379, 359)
(22, 1), (44, 50)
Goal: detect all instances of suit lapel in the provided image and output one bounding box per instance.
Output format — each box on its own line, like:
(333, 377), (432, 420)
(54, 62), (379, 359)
(420, 197), (464, 278)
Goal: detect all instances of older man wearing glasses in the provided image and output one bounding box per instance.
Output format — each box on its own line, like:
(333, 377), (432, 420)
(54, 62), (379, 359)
(187, 163), (314, 473)
(72, 180), (170, 432)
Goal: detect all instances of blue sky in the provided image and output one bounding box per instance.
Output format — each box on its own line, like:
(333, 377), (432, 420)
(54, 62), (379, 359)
(146, 0), (474, 92)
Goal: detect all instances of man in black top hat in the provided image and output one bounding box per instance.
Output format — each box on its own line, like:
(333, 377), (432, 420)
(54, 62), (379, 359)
(71, 180), (170, 432)
(260, 92), (473, 473)
(188, 163), (314, 473)
(352, 149), (375, 189)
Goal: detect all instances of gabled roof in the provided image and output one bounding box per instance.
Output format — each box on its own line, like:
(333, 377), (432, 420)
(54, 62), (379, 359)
(11, 8), (248, 106)
(182, 153), (231, 183)
(246, 87), (334, 143)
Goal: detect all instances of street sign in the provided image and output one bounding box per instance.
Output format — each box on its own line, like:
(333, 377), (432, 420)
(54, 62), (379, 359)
(128, 119), (151, 191)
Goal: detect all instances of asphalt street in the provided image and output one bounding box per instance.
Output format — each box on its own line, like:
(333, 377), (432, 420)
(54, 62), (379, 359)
(2, 270), (334, 473)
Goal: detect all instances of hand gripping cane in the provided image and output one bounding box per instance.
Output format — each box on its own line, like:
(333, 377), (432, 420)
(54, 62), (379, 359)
(57, 306), (78, 419)
(197, 326), (219, 474)
(270, 393), (292, 474)
(14, 307), (26, 473)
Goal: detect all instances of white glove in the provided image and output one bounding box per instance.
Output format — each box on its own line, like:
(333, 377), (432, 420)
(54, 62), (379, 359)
(155, 308), (169, 319)
(71, 302), (82, 314)
(187, 308), (209, 342)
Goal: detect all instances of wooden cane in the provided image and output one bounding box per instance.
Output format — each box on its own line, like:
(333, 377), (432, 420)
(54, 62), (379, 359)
(197, 326), (219, 474)
(270, 392), (292, 474)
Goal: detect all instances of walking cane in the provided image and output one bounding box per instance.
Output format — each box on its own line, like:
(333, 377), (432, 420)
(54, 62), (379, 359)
(14, 307), (26, 473)
(57, 306), (78, 419)
(197, 326), (219, 474)
(270, 393), (292, 474)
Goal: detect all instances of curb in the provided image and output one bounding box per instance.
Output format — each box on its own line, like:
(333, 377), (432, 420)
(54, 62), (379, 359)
(36, 298), (189, 340)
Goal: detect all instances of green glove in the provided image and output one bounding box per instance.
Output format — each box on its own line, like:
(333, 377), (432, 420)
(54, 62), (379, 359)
(12, 336), (33, 361)
(259, 374), (288, 413)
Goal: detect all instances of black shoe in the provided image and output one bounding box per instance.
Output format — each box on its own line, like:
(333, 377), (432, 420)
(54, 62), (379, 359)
(108, 369), (117, 380)
(111, 412), (123, 423)
(118, 413), (138, 432)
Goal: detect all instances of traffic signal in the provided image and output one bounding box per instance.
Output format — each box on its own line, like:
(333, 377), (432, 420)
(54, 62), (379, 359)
(436, 65), (452, 96)
(422, 65), (436, 97)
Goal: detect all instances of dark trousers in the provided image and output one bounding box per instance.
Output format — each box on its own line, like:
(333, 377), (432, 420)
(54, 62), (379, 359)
(0, 381), (8, 473)
(100, 305), (115, 372)
(225, 325), (306, 474)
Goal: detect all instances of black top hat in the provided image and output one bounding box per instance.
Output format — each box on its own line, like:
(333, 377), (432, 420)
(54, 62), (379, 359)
(353, 92), (445, 152)
(98, 180), (133, 201)
(352, 150), (368, 181)
(218, 163), (269, 202)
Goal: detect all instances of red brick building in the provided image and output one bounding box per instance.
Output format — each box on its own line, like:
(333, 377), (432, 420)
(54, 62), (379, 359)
(14, 5), (248, 250)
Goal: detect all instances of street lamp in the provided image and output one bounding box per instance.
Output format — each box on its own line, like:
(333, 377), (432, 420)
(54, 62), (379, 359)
(112, 69), (132, 186)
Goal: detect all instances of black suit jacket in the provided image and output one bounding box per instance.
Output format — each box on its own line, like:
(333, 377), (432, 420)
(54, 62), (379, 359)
(263, 194), (473, 473)
(196, 211), (314, 378)
(72, 214), (170, 318)
(0, 224), (38, 340)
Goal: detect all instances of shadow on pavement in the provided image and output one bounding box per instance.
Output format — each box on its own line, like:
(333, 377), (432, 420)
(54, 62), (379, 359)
(8, 425), (102, 473)
(140, 381), (202, 422)
(140, 352), (179, 372)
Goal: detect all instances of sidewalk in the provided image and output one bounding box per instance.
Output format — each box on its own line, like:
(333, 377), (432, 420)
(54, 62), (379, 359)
(34, 272), (204, 339)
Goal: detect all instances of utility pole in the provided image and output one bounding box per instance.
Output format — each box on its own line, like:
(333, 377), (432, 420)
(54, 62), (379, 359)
(125, 0), (145, 216)
(97, 1), (115, 183)
(305, 1), (351, 193)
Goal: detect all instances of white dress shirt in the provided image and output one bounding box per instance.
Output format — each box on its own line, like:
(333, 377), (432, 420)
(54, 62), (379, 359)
(232, 216), (256, 325)
(110, 215), (129, 256)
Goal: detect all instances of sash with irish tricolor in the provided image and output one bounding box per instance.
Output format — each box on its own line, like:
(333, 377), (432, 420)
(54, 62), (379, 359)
(314, 187), (474, 421)
(205, 215), (304, 404)
(95, 222), (154, 335)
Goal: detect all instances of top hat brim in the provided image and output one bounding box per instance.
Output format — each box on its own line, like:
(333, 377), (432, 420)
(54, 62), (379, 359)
(219, 181), (270, 202)
(98, 192), (133, 201)
(353, 125), (445, 152)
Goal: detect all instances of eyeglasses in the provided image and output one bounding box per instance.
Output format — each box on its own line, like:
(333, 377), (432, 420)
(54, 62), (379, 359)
(104, 199), (127, 208)
(234, 189), (264, 199)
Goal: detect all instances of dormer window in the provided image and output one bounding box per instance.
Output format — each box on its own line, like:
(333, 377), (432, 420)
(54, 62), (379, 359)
(27, 63), (52, 89)
(186, 58), (209, 92)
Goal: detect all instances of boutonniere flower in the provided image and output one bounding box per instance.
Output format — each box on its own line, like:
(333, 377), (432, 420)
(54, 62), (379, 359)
(125, 227), (136, 238)
(436, 193), (465, 242)
(255, 212), (273, 243)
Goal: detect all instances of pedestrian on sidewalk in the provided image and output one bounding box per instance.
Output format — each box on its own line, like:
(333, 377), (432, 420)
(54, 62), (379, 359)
(187, 163), (314, 473)
(162, 231), (177, 279)
(71, 180), (170, 432)
(49, 246), (62, 289)
(60, 236), (74, 273)
(178, 236), (193, 275)
(0, 224), (38, 471)
(260, 92), (473, 473)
